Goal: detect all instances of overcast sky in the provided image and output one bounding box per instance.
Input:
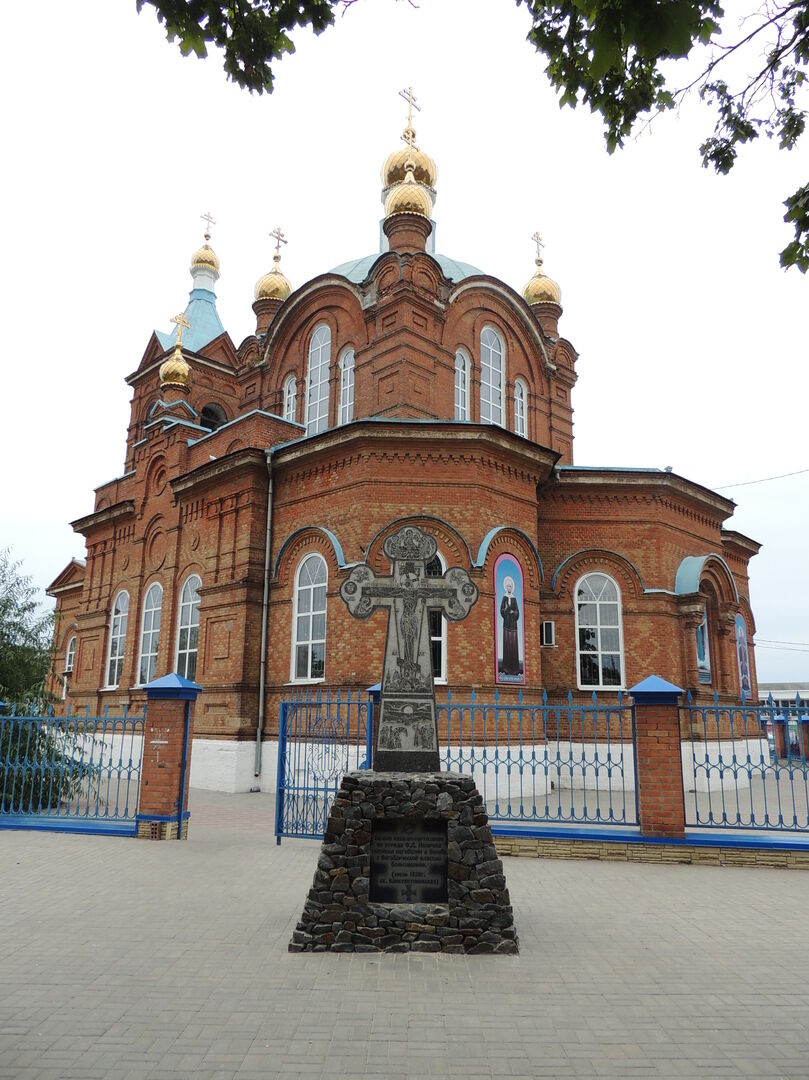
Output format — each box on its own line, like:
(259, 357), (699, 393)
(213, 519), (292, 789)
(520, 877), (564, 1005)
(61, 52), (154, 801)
(1, 0), (806, 682)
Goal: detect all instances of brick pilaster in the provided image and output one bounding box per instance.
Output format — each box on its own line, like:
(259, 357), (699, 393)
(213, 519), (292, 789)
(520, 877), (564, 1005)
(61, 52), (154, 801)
(630, 676), (686, 839)
(137, 673), (201, 840)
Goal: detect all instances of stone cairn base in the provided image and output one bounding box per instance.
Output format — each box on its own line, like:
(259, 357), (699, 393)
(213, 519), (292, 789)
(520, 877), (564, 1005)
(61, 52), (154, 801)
(289, 771), (518, 954)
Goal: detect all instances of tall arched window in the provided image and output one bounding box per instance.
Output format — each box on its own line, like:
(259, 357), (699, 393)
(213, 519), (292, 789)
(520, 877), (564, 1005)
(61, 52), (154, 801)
(283, 375), (297, 423)
(425, 554), (447, 683)
(62, 636), (76, 700)
(514, 378), (527, 437)
(339, 348), (355, 425)
(105, 591), (129, 688)
(480, 327), (504, 425)
(137, 582), (163, 685)
(176, 575), (201, 681)
(454, 350), (470, 421)
(696, 608), (712, 685)
(575, 573), (624, 688)
(305, 324), (331, 435)
(292, 554), (327, 681)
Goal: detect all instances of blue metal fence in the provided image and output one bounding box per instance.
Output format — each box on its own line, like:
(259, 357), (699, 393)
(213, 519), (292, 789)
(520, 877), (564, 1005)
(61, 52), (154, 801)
(682, 693), (809, 832)
(274, 688), (637, 840)
(439, 690), (637, 826)
(0, 706), (145, 835)
(275, 689), (373, 842)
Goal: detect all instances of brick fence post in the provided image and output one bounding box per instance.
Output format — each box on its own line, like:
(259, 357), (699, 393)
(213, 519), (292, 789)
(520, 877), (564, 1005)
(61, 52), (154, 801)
(630, 675), (686, 839)
(137, 673), (201, 840)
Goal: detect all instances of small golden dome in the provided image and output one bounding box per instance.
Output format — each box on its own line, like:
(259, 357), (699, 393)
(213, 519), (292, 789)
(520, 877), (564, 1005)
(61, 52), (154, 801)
(190, 242), (220, 274)
(255, 257), (292, 301)
(385, 170), (433, 219)
(159, 347), (192, 389)
(523, 269), (562, 305)
(382, 132), (437, 191)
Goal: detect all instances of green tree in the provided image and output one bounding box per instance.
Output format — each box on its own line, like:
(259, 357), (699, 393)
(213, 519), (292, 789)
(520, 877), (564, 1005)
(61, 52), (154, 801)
(138, 0), (808, 271)
(0, 550), (54, 707)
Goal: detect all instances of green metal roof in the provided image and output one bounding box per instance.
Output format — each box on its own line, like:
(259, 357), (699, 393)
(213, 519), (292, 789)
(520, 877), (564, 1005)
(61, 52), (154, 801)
(330, 252), (483, 284)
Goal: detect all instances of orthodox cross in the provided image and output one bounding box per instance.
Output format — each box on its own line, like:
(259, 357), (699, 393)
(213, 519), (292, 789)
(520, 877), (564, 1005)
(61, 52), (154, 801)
(200, 210), (216, 241)
(270, 226), (287, 263)
(171, 311), (191, 347)
(531, 230), (544, 266)
(340, 524), (478, 771)
(399, 85), (420, 126)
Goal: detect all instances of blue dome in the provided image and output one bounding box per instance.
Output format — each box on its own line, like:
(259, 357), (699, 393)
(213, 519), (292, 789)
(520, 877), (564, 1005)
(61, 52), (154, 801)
(330, 252), (483, 284)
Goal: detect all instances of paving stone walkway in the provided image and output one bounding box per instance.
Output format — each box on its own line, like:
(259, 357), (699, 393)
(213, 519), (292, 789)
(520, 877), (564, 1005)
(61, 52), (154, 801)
(2, 789), (809, 1079)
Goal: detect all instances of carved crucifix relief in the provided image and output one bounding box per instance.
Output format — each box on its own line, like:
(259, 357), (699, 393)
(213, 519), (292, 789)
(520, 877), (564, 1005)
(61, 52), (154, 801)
(340, 524), (478, 771)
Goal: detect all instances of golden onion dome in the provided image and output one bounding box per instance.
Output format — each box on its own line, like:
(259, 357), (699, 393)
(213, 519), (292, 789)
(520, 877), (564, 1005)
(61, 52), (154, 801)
(190, 242), (220, 274)
(523, 269), (562, 305)
(255, 256), (292, 301)
(382, 128), (437, 190)
(384, 163), (433, 219)
(159, 347), (192, 389)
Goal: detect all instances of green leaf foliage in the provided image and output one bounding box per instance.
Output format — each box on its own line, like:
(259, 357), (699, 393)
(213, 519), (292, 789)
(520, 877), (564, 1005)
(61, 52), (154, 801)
(0, 551), (54, 708)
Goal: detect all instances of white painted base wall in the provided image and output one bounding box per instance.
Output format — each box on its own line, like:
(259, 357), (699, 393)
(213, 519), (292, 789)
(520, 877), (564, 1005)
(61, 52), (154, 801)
(189, 739), (281, 794)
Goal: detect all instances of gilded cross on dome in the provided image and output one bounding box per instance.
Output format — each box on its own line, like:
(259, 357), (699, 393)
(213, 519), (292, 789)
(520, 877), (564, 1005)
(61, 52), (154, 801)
(531, 230), (544, 267)
(270, 226), (287, 261)
(200, 211), (216, 241)
(171, 311), (191, 347)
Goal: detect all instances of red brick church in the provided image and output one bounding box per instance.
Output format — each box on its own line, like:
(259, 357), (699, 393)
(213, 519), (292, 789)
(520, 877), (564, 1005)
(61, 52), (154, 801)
(48, 106), (760, 790)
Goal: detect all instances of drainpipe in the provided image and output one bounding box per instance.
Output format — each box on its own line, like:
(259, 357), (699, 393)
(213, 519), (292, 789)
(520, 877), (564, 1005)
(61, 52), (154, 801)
(254, 451), (274, 780)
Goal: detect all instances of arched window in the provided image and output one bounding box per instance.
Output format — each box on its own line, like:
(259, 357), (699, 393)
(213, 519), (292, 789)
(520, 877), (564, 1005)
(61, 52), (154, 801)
(137, 583), (163, 685)
(200, 403), (228, 432)
(425, 554), (447, 683)
(283, 375), (297, 423)
(696, 608), (712, 685)
(176, 575), (201, 681)
(62, 636), (76, 700)
(292, 554), (327, 681)
(339, 348), (355, 425)
(514, 378), (527, 437)
(480, 327), (504, 425)
(575, 573), (624, 689)
(105, 591), (129, 688)
(305, 324), (331, 435)
(454, 350), (470, 421)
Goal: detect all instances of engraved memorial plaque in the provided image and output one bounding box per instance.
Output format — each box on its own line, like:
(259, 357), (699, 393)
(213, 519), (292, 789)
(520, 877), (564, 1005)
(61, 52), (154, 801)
(369, 819), (448, 904)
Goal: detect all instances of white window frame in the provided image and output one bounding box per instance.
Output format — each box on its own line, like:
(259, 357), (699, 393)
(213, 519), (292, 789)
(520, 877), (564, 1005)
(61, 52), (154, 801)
(574, 573), (625, 690)
(137, 582), (163, 687)
(105, 591), (129, 689)
(175, 575), (202, 681)
(480, 326), (504, 426)
(62, 635), (76, 699)
(454, 349), (470, 421)
(514, 378), (527, 437)
(291, 554), (328, 683)
(425, 553), (448, 684)
(339, 348), (355, 425)
(283, 374), (297, 422)
(305, 324), (331, 435)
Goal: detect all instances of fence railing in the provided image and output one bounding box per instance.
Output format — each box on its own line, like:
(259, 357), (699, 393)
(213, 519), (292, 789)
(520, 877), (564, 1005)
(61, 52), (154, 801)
(0, 706), (145, 831)
(275, 688), (373, 841)
(682, 693), (809, 832)
(438, 690), (638, 826)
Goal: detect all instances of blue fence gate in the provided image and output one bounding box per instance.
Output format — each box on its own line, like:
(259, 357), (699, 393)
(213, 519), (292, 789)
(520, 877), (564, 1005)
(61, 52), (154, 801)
(683, 694), (809, 832)
(275, 688), (637, 840)
(0, 706), (145, 835)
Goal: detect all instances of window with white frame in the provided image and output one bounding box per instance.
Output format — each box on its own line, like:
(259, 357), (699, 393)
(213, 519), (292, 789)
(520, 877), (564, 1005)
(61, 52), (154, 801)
(696, 608), (712, 684)
(454, 350), (470, 420)
(480, 326), (504, 425)
(575, 573), (624, 688)
(292, 554), (327, 681)
(425, 554), (447, 682)
(283, 375), (297, 422)
(514, 378), (527, 437)
(305, 324), (331, 435)
(176, 575), (201, 681)
(137, 582), (163, 685)
(62, 636), (76, 699)
(339, 348), (355, 424)
(105, 591), (129, 688)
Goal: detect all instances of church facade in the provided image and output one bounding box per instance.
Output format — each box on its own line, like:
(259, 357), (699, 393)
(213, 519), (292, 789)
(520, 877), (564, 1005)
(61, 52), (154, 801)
(47, 113), (760, 791)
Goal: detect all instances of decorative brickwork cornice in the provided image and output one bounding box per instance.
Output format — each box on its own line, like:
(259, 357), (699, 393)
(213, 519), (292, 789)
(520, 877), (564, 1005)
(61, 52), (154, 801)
(72, 500), (136, 536)
(171, 448), (267, 497)
(551, 467), (735, 521)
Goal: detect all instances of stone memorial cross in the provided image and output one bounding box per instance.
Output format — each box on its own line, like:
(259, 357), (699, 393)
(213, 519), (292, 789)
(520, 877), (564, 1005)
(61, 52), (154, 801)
(340, 524), (478, 771)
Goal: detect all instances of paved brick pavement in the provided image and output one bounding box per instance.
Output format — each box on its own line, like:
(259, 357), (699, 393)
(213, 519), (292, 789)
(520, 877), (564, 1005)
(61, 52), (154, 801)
(2, 789), (808, 1079)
